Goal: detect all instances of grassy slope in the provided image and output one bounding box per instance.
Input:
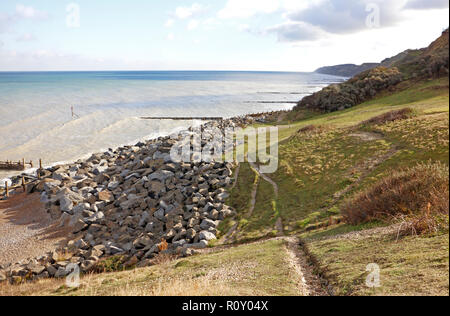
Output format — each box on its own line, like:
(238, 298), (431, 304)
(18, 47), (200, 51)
(234, 78), (448, 234)
(1, 78), (448, 297)
(302, 229), (449, 296)
(0, 239), (300, 296)
(226, 77), (449, 295)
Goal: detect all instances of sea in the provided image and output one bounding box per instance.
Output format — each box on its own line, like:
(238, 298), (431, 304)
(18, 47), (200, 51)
(0, 71), (343, 183)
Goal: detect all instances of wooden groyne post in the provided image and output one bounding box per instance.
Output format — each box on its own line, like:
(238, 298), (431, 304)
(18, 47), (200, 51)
(0, 158), (41, 198)
(0, 159), (35, 171)
(37, 159), (43, 179)
(140, 116), (224, 121)
(21, 176), (26, 193)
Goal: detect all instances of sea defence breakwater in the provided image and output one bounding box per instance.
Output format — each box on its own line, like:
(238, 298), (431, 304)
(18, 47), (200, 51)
(0, 114), (270, 283)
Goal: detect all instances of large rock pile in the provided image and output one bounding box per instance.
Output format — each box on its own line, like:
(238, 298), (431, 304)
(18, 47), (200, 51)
(0, 120), (241, 283)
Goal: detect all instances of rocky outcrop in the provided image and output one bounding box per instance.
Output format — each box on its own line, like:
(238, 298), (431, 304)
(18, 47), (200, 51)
(295, 67), (403, 113)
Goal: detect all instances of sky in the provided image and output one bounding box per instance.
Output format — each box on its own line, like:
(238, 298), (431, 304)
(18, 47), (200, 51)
(0, 0), (448, 72)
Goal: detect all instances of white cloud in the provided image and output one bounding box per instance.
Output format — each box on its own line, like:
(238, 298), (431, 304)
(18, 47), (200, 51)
(167, 32), (175, 41)
(404, 0), (449, 10)
(174, 3), (204, 20)
(15, 4), (48, 20)
(203, 18), (217, 26)
(238, 24), (250, 32)
(218, 0), (280, 19)
(1, 5), (48, 34)
(187, 19), (200, 31)
(165, 19), (174, 27)
(16, 33), (37, 42)
(266, 21), (324, 42)
(286, 0), (406, 35)
(0, 13), (13, 33)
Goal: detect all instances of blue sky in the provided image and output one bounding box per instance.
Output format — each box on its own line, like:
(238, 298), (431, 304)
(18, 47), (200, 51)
(0, 0), (448, 71)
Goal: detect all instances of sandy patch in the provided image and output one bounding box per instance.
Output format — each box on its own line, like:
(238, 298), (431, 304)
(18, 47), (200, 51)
(0, 192), (70, 267)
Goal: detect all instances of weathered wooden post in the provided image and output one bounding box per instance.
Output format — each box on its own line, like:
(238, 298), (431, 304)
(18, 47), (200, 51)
(37, 159), (43, 179)
(30, 160), (33, 168)
(22, 176), (26, 193)
(5, 182), (9, 198)
(22, 158), (25, 167)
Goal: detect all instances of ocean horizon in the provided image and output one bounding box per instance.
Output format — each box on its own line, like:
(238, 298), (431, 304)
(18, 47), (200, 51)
(0, 70), (343, 181)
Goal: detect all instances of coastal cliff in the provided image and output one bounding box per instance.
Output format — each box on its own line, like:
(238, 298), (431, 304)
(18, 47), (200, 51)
(315, 63), (379, 77)
(297, 29), (449, 113)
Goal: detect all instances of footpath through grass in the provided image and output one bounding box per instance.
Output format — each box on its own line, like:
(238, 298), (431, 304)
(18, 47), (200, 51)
(227, 77), (449, 237)
(225, 77), (449, 296)
(301, 227), (449, 296)
(0, 239), (300, 296)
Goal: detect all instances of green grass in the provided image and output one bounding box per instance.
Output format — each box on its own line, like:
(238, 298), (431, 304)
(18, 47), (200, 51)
(217, 163), (258, 238)
(235, 174), (278, 242)
(273, 130), (393, 230)
(300, 221), (387, 241)
(227, 77), (449, 238)
(224, 77), (449, 296)
(226, 163), (256, 214)
(0, 240), (301, 296)
(357, 112), (449, 189)
(302, 228), (449, 296)
(276, 77), (448, 141)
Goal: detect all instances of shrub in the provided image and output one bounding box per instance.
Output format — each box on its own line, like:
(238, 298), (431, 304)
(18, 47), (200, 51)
(342, 162), (449, 234)
(93, 255), (126, 273)
(294, 67), (403, 112)
(152, 253), (178, 266)
(361, 108), (415, 126)
(296, 125), (329, 136)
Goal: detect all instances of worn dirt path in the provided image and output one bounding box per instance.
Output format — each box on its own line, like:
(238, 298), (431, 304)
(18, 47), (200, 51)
(198, 236), (327, 296)
(249, 162), (279, 197)
(218, 161), (325, 295)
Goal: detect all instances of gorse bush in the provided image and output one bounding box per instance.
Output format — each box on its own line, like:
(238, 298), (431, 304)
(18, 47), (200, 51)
(361, 108), (415, 126)
(93, 255), (126, 273)
(296, 125), (329, 136)
(342, 162), (449, 234)
(294, 67), (403, 112)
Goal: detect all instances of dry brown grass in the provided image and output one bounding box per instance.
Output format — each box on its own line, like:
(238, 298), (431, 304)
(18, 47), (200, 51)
(53, 250), (74, 262)
(342, 162), (449, 235)
(361, 108), (415, 126)
(0, 239), (300, 296)
(151, 253), (178, 266)
(296, 125), (329, 135)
